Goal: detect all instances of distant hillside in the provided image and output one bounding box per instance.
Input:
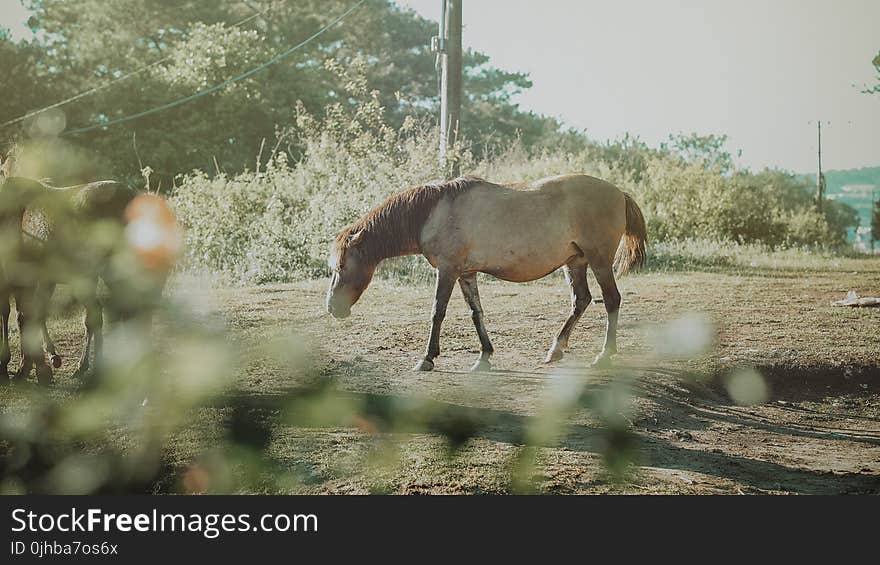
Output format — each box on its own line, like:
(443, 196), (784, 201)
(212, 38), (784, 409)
(823, 166), (880, 190)
(798, 166), (879, 231)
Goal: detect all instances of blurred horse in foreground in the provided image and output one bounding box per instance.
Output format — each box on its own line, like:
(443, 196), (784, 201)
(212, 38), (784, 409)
(326, 174), (647, 372)
(0, 156), (181, 385)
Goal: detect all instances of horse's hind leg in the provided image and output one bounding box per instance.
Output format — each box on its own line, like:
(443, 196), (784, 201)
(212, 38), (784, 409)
(75, 301), (102, 378)
(545, 262), (591, 363)
(74, 279), (101, 379)
(589, 261), (621, 368)
(0, 293), (10, 383)
(459, 273), (494, 372)
(41, 320), (61, 368)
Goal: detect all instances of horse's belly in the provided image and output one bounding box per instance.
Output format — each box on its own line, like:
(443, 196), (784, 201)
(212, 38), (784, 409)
(485, 264), (561, 282)
(472, 245), (577, 282)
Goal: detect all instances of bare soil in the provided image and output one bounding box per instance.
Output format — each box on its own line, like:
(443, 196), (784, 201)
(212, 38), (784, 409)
(7, 263), (880, 494)
(212, 264), (880, 494)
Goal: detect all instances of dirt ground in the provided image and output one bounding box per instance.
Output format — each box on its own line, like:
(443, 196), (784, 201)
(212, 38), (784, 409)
(8, 261), (880, 494)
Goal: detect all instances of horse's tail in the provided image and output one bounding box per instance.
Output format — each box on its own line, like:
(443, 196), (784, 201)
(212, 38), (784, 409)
(614, 192), (647, 276)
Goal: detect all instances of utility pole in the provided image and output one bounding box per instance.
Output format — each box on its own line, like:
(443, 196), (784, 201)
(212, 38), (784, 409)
(872, 188), (877, 255)
(435, 0), (462, 176)
(816, 120), (825, 213)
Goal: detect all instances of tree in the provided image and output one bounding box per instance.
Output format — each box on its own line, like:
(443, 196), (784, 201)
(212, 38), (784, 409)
(866, 51), (880, 94)
(662, 132), (734, 174)
(7, 0), (557, 185)
(0, 31), (63, 142)
(872, 194), (880, 252)
(822, 199), (860, 245)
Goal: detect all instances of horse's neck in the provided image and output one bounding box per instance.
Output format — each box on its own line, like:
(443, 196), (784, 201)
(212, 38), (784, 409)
(360, 212), (423, 263)
(362, 222), (421, 262)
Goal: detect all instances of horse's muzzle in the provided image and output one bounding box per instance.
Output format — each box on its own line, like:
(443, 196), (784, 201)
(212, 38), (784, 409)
(327, 304), (351, 319)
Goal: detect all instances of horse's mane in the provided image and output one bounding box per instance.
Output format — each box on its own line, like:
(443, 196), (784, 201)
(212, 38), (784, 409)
(334, 176), (486, 264)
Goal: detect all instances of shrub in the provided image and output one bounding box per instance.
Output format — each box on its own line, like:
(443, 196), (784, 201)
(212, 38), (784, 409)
(170, 62), (858, 284)
(172, 59), (472, 283)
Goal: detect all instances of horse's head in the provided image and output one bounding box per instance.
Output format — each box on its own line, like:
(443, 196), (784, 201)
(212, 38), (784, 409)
(326, 229), (376, 319)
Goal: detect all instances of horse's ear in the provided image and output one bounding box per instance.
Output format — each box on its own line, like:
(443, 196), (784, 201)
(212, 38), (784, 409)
(347, 230), (364, 246)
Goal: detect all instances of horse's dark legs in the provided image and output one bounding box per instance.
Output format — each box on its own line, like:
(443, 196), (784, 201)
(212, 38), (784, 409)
(545, 263), (591, 363)
(0, 293), (10, 383)
(15, 290), (53, 385)
(75, 280), (102, 378)
(458, 273), (493, 372)
(414, 268), (456, 371)
(14, 305), (32, 379)
(590, 262), (621, 368)
(37, 283), (61, 369)
(75, 302), (102, 378)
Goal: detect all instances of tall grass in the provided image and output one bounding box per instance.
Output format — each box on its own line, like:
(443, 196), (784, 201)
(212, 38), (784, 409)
(647, 239), (867, 273)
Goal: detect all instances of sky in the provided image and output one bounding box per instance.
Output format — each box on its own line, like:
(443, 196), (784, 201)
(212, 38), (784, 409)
(394, 0), (879, 172)
(2, 0), (878, 172)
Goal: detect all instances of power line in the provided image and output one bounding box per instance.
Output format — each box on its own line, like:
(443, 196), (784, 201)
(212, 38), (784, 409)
(0, 8), (268, 131)
(63, 0), (367, 137)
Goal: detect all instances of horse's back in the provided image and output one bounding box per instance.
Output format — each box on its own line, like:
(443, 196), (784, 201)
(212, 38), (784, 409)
(420, 174), (629, 280)
(69, 180), (137, 220)
(531, 173), (624, 201)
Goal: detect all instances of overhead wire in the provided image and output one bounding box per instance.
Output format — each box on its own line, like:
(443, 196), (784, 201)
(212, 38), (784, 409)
(0, 7), (268, 131)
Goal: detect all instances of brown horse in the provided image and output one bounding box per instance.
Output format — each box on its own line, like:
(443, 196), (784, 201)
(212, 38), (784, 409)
(326, 174), (647, 371)
(0, 172), (177, 384)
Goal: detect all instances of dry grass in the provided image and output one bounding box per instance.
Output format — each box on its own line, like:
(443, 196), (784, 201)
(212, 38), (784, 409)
(2, 258), (879, 494)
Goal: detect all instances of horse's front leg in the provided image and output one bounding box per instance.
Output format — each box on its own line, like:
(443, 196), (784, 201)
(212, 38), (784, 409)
(37, 283), (61, 369)
(414, 268), (457, 372)
(458, 273), (493, 372)
(545, 263), (590, 363)
(15, 291), (53, 385)
(0, 293), (10, 383)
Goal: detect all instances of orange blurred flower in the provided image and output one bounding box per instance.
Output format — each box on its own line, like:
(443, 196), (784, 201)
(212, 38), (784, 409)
(124, 194), (183, 272)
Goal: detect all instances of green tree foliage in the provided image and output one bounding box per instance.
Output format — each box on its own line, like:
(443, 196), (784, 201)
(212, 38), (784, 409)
(866, 51), (880, 94)
(1, 0), (861, 261)
(0, 31), (61, 128)
(5, 0), (561, 185)
(872, 196), (880, 246)
(662, 132), (734, 174)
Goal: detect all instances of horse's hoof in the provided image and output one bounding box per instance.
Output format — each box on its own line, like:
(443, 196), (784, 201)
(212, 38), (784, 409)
(544, 348), (564, 363)
(414, 358), (435, 372)
(50, 355), (63, 369)
(470, 359), (491, 372)
(591, 354), (613, 369)
(37, 365), (53, 387)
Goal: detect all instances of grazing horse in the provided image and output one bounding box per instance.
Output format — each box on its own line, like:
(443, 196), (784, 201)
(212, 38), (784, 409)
(0, 173), (175, 384)
(326, 174), (647, 371)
